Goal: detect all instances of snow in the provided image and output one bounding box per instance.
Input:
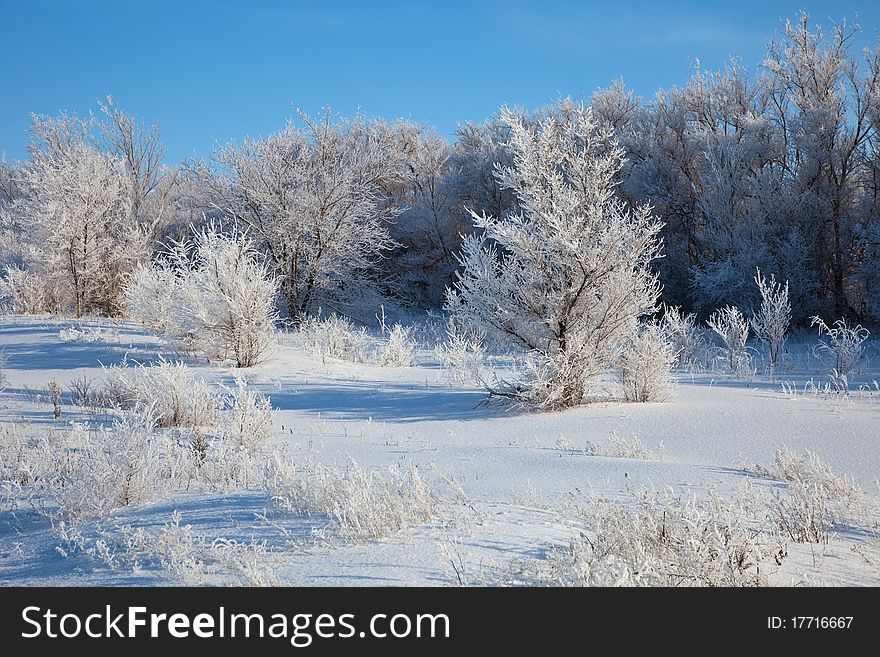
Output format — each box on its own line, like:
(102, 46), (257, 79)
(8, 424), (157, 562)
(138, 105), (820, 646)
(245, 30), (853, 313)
(1, 315), (878, 586)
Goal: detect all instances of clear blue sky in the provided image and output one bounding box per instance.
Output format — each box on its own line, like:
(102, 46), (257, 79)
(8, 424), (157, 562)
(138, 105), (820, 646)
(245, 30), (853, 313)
(2, 0), (879, 164)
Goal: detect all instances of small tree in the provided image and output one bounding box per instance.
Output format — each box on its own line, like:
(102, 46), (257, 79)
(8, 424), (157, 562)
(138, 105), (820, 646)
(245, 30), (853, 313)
(751, 269), (790, 370)
(446, 99), (663, 408)
(707, 306), (750, 375)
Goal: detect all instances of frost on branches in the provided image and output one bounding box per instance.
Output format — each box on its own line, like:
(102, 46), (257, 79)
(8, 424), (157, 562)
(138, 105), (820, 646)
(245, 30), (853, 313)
(0, 103), (179, 318)
(203, 109), (400, 322)
(126, 224), (278, 367)
(17, 115), (137, 317)
(751, 269), (791, 370)
(446, 99), (664, 409)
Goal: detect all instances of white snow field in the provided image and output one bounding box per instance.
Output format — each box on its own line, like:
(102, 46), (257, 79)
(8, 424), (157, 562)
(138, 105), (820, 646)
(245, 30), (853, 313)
(0, 315), (878, 586)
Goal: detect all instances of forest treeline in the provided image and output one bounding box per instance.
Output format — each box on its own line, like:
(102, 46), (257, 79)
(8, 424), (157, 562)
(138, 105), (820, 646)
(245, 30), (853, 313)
(0, 13), (878, 326)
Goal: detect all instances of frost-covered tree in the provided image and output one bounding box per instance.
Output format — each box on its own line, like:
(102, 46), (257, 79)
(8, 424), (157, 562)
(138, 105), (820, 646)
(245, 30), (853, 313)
(126, 224), (278, 367)
(448, 118), (517, 223)
(202, 109), (401, 321)
(2, 102), (175, 317)
(447, 99), (663, 409)
(19, 114), (136, 316)
(858, 221), (880, 322)
(751, 269), (791, 369)
(764, 13), (880, 320)
(660, 304), (705, 369)
(0, 161), (26, 272)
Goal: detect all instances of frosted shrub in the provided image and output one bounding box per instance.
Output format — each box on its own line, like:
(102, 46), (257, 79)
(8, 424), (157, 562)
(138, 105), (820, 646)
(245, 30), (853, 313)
(435, 321), (486, 386)
(750, 449), (854, 545)
(659, 304), (704, 368)
(264, 456), (438, 543)
(46, 380), (63, 419)
(617, 324), (677, 402)
(769, 448), (855, 501)
(0, 265), (52, 314)
(218, 377), (274, 455)
(504, 349), (602, 410)
(126, 225), (279, 367)
(379, 323), (416, 367)
(751, 269), (790, 370)
(298, 314), (373, 363)
(521, 487), (784, 587)
(52, 412), (170, 520)
(102, 359), (222, 429)
(124, 263), (176, 333)
(603, 433), (665, 461)
(123, 511), (279, 586)
(196, 440), (263, 492)
(811, 316), (869, 379)
(707, 306), (750, 374)
(773, 483), (831, 545)
(68, 375), (98, 408)
(0, 425), (69, 492)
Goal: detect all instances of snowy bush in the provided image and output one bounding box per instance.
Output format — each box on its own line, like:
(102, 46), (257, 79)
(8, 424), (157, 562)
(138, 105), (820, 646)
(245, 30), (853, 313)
(126, 225), (279, 367)
(298, 314), (374, 363)
(51, 411), (172, 520)
(773, 483), (831, 545)
(0, 425), (65, 491)
(218, 377), (274, 455)
(446, 99), (663, 409)
(514, 487), (785, 587)
(264, 456), (438, 542)
(602, 433), (665, 461)
(122, 511), (279, 586)
(102, 359), (222, 429)
(123, 262), (177, 334)
(0, 265), (53, 314)
(751, 269), (791, 370)
(68, 375), (99, 408)
(435, 320), (486, 386)
(46, 380), (63, 419)
(378, 323), (416, 367)
(810, 316), (869, 379)
(659, 304), (704, 369)
(748, 449), (856, 545)
(617, 324), (677, 402)
(768, 448), (856, 501)
(707, 305), (750, 375)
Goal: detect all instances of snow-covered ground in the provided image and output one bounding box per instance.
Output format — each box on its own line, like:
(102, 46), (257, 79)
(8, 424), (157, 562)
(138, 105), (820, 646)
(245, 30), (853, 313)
(0, 315), (878, 586)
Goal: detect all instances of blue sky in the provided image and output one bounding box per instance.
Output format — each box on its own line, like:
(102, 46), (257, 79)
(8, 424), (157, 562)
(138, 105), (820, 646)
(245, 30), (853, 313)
(2, 0), (879, 163)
